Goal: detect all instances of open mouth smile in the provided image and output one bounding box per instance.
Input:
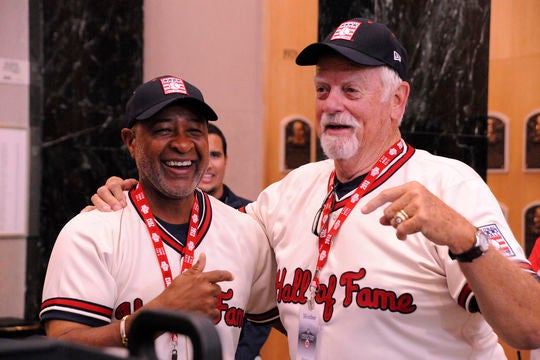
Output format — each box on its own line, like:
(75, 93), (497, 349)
(164, 160), (192, 167)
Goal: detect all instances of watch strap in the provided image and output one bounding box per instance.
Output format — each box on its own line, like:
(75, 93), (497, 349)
(448, 246), (484, 262)
(448, 229), (488, 263)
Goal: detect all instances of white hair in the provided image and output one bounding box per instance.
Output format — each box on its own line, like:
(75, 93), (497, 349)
(378, 66), (405, 124)
(379, 66), (403, 102)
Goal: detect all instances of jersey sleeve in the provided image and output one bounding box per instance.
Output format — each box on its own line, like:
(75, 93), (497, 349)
(243, 181), (281, 248)
(40, 211), (120, 326)
(245, 160), (333, 252)
(244, 221), (279, 324)
(436, 170), (532, 312)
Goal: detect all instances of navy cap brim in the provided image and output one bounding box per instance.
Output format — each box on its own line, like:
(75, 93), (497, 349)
(129, 97), (218, 127)
(296, 43), (386, 67)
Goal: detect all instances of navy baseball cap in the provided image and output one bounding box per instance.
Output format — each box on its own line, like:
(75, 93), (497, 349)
(125, 75), (218, 128)
(296, 18), (408, 80)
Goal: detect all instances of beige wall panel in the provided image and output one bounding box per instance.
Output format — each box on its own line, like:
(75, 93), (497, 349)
(488, 0), (540, 252)
(144, 0), (264, 200)
(262, 0), (318, 187)
(490, 0), (540, 60)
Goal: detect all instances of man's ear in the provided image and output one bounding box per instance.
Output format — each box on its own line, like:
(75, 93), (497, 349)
(391, 81), (410, 122)
(121, 128), (136, 158)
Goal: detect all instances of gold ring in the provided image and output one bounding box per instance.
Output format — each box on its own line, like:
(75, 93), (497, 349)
(393, 209), (410, 225)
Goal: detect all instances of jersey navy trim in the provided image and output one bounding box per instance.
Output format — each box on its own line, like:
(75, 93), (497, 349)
(40, 297), (113, 324)
(197, 189), (212, 240)
(457, 284), (476, 312)
(40, 309), (109, 327)
(458, 253), (536, 313)
(332, 141), (416, 209)
(129, 189), (213, 255)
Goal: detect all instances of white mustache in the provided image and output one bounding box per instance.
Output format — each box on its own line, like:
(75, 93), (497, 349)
(320, 113), (359, 129)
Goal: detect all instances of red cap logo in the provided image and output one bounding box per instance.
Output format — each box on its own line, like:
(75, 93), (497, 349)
(330, 21), (361, 41)
(160, 77), (188, 95)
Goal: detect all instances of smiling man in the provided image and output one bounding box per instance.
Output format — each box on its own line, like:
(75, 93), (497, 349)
(40, 75), (278, 360)
(88, 19), (540, 359)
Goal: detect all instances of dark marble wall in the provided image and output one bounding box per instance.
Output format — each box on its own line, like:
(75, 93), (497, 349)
(26, 0), (143, 320)
(319, 0), (490, 178)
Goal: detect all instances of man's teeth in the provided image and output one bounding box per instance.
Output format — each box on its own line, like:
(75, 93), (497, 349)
(165, 160), (192, 167)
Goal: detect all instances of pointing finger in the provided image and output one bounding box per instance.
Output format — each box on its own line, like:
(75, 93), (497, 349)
(204, 269), (234, 284)
(362, 187), (401, 214)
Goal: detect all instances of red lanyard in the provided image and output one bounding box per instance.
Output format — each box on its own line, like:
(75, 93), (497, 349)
(131, 183), (201, 282)
(311, 139), (405, 292)
(131, 184), (202, 358)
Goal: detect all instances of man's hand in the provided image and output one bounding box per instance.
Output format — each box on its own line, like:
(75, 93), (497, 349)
(83, 176), (138, 212)
(361, 181), (476, 254)
(148, 253), (234, 321)
(44, 253), (233, 348)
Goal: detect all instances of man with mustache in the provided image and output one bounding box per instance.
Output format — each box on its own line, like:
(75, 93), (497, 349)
(89, 18), (540, 359)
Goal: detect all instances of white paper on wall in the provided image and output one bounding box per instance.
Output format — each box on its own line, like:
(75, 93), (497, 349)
(0, 57), (30, 85)
(0, 127), (28, 237)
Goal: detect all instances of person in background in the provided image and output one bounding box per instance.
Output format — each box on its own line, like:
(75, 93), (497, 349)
(525, 206), (540, 276)
(524, 205), (540, 257)
(88, 19), (540, 358)
(528, 237), (540, 359)
(197, 122), (272, 359)
(200, 124), (251, 210)
(40, 75), (278, 360)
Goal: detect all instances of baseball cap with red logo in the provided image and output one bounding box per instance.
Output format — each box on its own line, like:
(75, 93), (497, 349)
(125, 75), (218, 128)
(296, 18), (408, 80)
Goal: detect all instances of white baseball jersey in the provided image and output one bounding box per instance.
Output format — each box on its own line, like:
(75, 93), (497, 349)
(245, 141), (532, 359)
(41, 190), (278, 360)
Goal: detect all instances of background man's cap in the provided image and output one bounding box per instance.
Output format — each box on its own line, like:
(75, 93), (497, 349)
(296, 18), (408, 80)
(125, 75), (218, 128)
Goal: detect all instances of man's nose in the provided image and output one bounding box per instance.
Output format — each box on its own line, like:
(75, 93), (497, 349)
(170, 134), (194, 153)
(319, 89), (345, 114)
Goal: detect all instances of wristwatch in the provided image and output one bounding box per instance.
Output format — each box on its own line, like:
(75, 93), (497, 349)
(449, 228), (490, 262)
